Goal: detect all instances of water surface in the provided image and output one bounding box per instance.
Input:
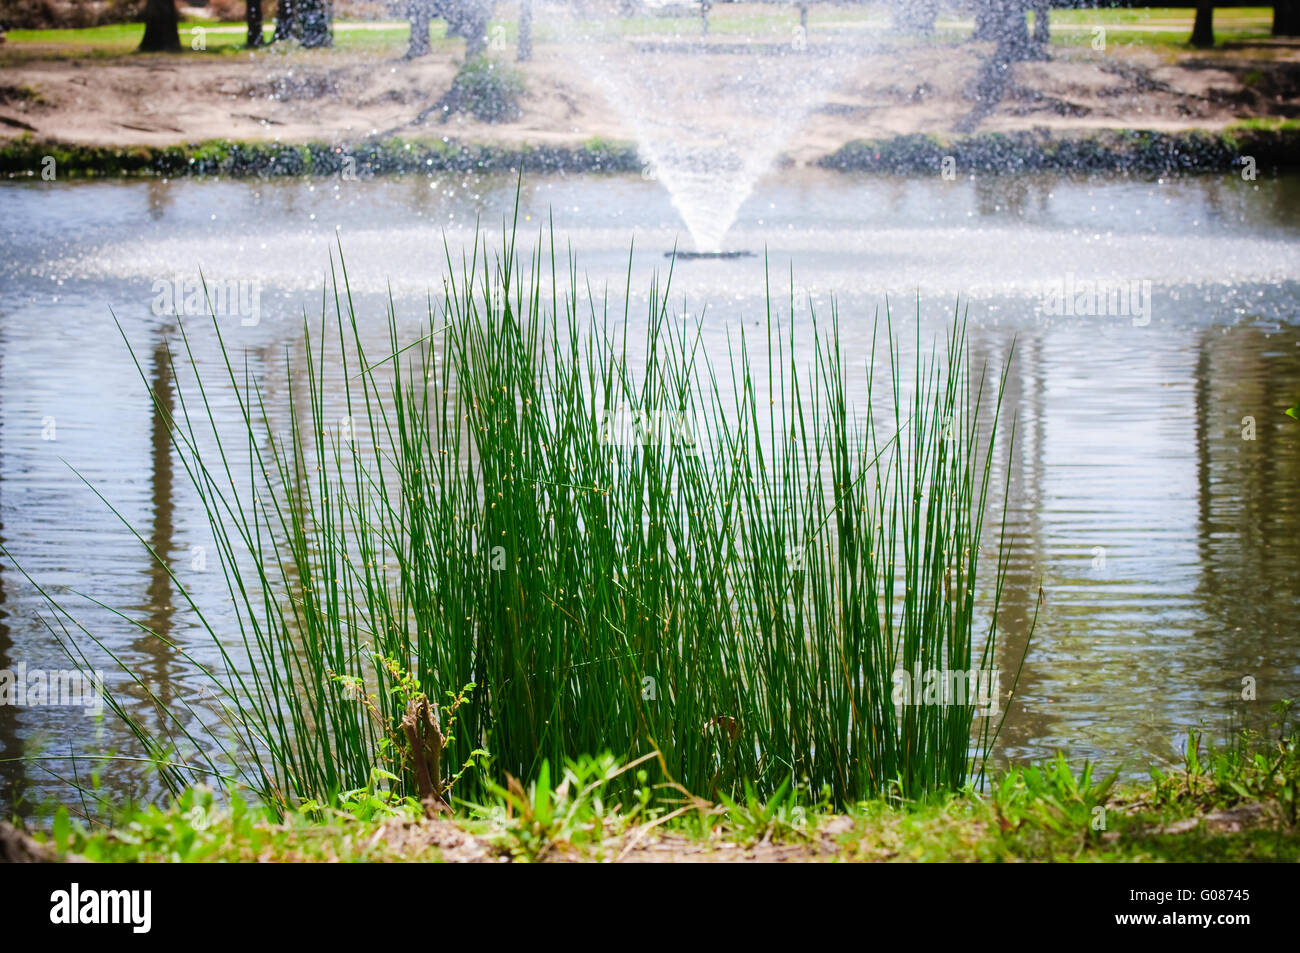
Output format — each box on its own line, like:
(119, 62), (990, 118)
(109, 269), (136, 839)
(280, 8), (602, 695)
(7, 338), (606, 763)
(1, 168), (1298, 807)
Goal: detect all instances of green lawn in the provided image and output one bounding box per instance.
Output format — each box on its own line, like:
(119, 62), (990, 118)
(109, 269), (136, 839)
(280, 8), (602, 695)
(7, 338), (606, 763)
(1049, 5), (1273, 27)
(0, 21), (454, 61)
(1043, 7), (1275, 49)
(5, 22), (269, 55)
(0, 8), (1285, 62)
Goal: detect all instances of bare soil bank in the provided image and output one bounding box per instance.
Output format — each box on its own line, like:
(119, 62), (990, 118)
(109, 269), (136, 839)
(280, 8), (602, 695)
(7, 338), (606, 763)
(2, 36), (1298, 170)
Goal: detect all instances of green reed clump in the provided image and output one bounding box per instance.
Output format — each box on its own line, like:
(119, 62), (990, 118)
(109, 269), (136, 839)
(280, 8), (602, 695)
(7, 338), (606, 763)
(27, 218), (1026, 816)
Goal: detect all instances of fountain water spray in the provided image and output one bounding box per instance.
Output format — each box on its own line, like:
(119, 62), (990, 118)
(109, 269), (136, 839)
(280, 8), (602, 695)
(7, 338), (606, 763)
(541, 1), (869, 254)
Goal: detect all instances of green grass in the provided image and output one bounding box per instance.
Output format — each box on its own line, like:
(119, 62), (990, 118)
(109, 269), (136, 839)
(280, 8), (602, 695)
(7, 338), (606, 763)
(24, 722), (1300, 862)
(0, 21), (456, 61)
(1, 7), (1283, 63)
(0, 134), (641, 179)
(3, 23), (274, 56)
(9, 211), (1025, 819)
(1048, 6), (1272, 27)
(1038, 6), (1273, 50)
(1229, 116), (1300, 132)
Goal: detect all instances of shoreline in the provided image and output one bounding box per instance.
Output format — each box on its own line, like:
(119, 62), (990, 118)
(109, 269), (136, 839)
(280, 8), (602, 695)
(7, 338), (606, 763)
(7, 737), (1298, 862)
(5, 15), (1299, 183)
(3, 124), (1298, 180)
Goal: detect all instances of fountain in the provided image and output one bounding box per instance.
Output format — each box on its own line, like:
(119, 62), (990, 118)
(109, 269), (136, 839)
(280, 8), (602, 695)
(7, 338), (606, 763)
(539, 0), (871, 255)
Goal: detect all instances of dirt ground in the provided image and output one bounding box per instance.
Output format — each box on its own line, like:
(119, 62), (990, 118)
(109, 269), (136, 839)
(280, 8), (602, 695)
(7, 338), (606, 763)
(2, 33), (1298, 161)
(368, 803), (1290, 862)
(368, 813), (865, 862)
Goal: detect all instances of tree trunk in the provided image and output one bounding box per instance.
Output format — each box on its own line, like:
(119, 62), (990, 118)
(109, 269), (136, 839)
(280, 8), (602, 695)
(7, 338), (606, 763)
(247, 0), (264, 47)
(466, 28), (487, 58)
(442, 0), (492, 59)
(1032, 0), (1049, 46)
(892, 0), (937, 34)
(408, 0), (431, 57)
(274, 0), (300, 42)
(517, 0), (532, 61)
(1191, 3), (1214, 48)
(297, 0), (332, 47)
(138, 0), (181, 52)
(1275, 1), (1300, 36)
(974, 1), (1032, 61)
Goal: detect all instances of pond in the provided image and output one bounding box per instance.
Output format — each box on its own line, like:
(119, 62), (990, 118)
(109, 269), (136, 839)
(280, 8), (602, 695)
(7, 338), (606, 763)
(1, 167), (1298, 807)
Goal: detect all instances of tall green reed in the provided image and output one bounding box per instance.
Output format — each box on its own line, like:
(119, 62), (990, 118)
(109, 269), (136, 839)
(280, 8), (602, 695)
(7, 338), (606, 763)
(22, 216), (1029, 815)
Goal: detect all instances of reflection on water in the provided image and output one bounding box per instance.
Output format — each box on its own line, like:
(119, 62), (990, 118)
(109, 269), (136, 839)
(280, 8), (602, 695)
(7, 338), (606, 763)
(0, 169), (1298, 808)
(138, 333), (180, 714)
(991, 323), (1300, 772)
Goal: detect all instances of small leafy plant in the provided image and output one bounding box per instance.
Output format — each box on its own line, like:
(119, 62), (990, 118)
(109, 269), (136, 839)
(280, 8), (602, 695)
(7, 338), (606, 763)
(434, 57), (525, 123)
(472, 751), (659, 861)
